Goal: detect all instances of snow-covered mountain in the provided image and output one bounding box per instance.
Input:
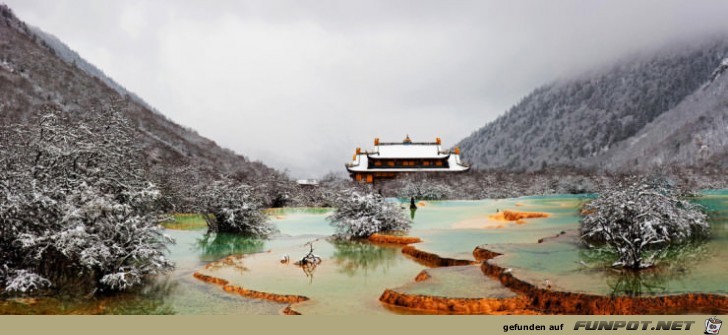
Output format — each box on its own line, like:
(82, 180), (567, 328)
(0, 4), (275, 178)
(457, 36), (728, 172)
(595, 57), (728, 170)
(27, 25), (158, 115)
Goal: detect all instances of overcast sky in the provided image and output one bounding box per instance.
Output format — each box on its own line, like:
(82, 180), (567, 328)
(6, 0), (728, 178)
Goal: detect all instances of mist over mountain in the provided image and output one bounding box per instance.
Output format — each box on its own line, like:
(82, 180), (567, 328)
(457, 36), (728, 172)
(595, 57), (728, 170)
(5, 0), (728, 179)
(0, 5), (275, 179)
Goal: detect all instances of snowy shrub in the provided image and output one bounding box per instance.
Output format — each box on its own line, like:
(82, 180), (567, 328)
(328, 189), (411, 239)
(201, 178), (277, 237)
(396, 176), (453, 200)
(580, 177), (709, 269)
(4, 270), (52, 293)
(255, 173), (295, 208)
(553, 175), (597, 194)
(0, 108), (174, 295)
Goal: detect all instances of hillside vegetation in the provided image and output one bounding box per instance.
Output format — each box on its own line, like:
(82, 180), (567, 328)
(0, 5), (287, 211)
(458, 37), (728, 172)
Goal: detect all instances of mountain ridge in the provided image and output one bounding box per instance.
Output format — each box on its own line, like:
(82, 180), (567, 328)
(457, 36), (728, 172)
(0, 4), (276, 180)
(594, 56), (728, 170)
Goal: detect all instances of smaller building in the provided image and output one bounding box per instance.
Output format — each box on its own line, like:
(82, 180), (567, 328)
(346, 135), (469, 183)
(296, 179), (320, 187)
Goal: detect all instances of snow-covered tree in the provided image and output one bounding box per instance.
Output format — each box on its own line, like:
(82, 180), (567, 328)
(0, 107), (173, 295)
(201, 177), (277, 237)
(399, 179), (453, 200)
(552, 175), (597, 194)
(254, 172), (296, 208)
(391, 175), (453, 200)
(580, 177), (709, 269)
(328, 189), (411, 239)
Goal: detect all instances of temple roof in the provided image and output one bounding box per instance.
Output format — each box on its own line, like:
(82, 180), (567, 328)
(346, 136), (469, 173)
(371, 143), (449, 159)
(347, 153), (469, 172)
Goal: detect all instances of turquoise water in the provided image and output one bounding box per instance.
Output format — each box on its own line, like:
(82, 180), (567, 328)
(196, 211), (427, 315)
(150, 229), (286, 314)
(5, 191), (725, 314)
(195, 195), (593, 314)
(488, 190), (728, 297)
(409, 195), (589, 260)
(390, 265), (517, 299)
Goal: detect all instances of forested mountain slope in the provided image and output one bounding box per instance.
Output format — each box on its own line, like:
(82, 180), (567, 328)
(457, 36), (728, 171)
(596, 57), (728, 170)
(0, 5), (274, 179)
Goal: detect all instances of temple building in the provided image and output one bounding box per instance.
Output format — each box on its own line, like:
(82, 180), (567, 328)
(346, 135), (470, 183)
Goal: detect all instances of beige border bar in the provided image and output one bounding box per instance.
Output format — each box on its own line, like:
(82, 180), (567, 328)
(2, 315), (725, 335)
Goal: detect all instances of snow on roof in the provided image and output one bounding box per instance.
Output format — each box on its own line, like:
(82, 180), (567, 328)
(347, 153), (469, 172)
(345, 137), (469, 173)
(369, 143), (448, 159)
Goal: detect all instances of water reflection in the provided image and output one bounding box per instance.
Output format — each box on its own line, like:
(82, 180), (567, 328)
(580, 242), (710, 297)
(195, 232), (266, 262)
(0, 278), (178, 315)
(6, 193), (726, 315)
(293, 241), (323, 284)
(331, 240), (399, 277)
(604, 269), (670, 297)
(100, 277), (178, 314)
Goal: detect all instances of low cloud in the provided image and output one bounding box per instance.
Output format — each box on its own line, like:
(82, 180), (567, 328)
(7, 0), (728, 177)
